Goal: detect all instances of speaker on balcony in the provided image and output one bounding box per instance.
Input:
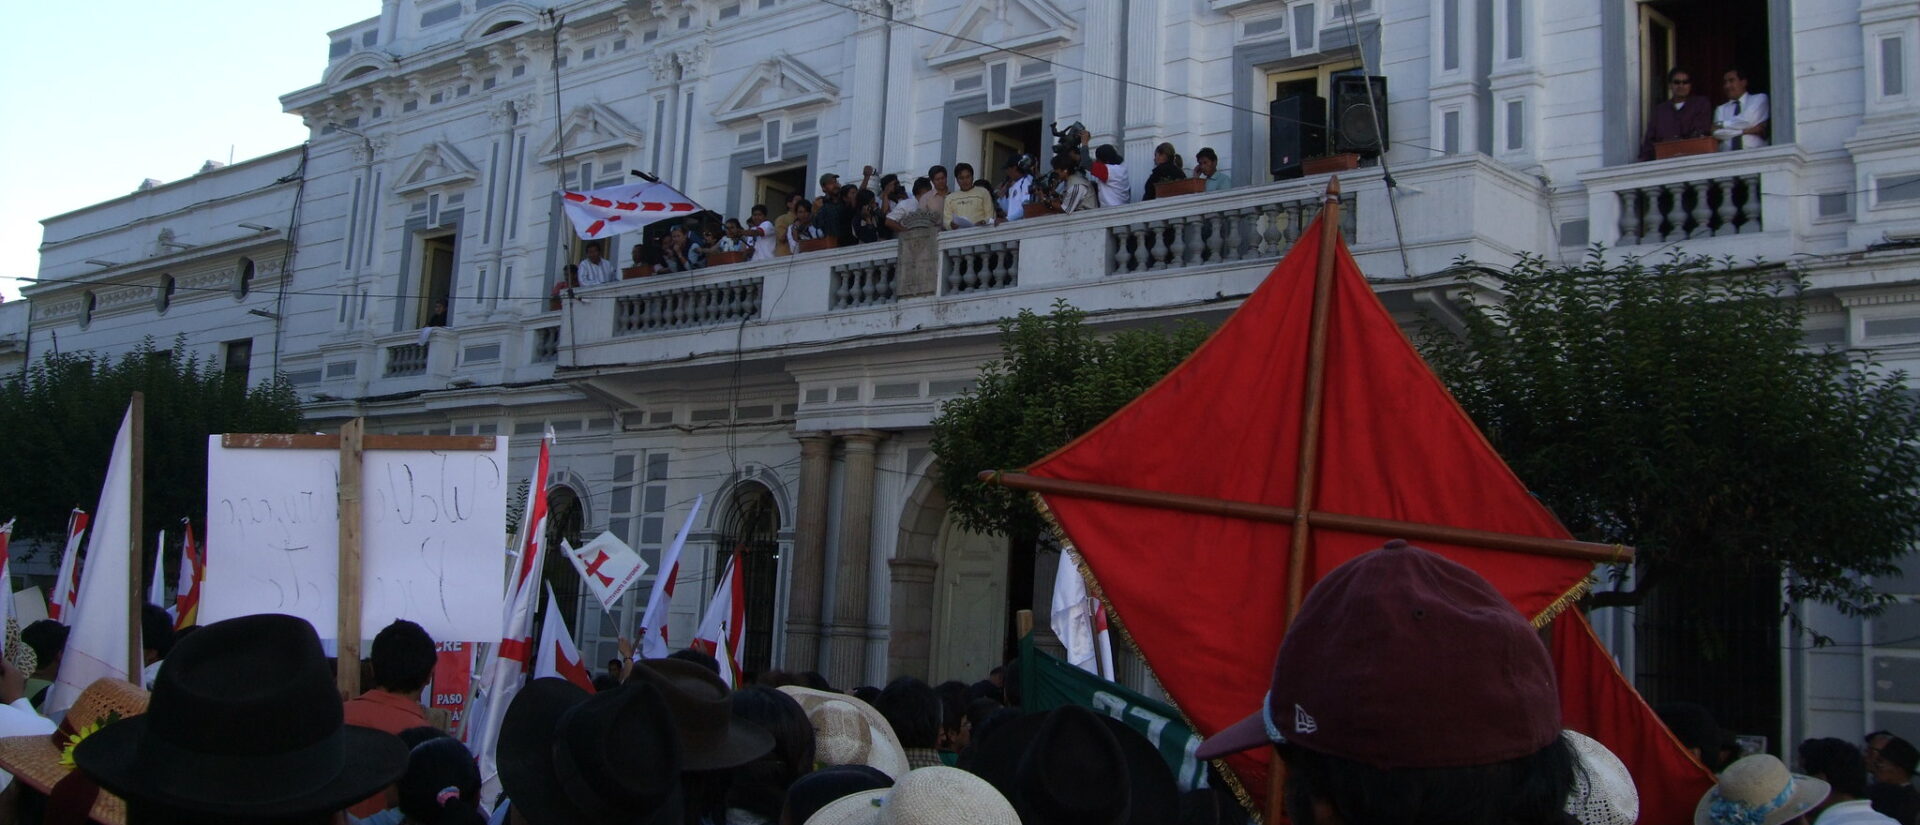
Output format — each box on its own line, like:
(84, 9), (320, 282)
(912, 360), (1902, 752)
(1331, 75), (1390, 156)
(1269, 94), (1327, 181)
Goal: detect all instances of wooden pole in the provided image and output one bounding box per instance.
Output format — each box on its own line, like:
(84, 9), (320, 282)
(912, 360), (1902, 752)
(1287, 178), (1342, 624)
(981, 473), (1630, 564)
(126, 392), (145, 686)
(336, 418), (365, 697)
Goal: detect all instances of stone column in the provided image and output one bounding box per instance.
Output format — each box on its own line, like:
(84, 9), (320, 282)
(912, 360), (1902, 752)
(783, 432), (834, 672)
(894, 211), (942, 298)
(824, 429), (886, 689)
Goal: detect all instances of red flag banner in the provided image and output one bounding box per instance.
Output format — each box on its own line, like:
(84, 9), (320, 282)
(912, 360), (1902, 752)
(431, 641), (472, 734)
(1023, 207), (1711, 818)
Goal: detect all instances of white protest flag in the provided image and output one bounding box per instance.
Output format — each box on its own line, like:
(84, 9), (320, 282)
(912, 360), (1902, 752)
(466, 428), (552, 794)
(149, 529), (167, 611)
(1050, 548), (1099, 676)
(532, 583), (595, 693)
(560, 179), (703, 241)
(561, 530), (648, 616)
(49, 510), (86, 624)
(1093, 598), (1116, 681)
(46, 406), (137, 716)
(690, 548), (745, 688)
(638, 495), (702, 660)
(0, 519), (16, 626)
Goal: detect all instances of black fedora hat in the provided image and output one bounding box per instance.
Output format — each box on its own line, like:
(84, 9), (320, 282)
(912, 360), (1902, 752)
(499, 678), (684, 825)
(959, 705), (1178, 825)
(630, 658), (772, 771)
(72, 614), (408, 819)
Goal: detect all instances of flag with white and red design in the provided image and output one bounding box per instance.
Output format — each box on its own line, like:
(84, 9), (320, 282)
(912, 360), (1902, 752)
(533, 583), (595, 694)
(560, 180), (704, 241)
(690, 547), (746, 688)
(638, 495), (702, 660)
(467, 427), (554, 794)
(0, 519), (16, 626)
(49, 510), (87, 624)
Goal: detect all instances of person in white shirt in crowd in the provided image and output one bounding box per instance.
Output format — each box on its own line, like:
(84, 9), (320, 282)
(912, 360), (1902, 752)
(886, 178), (931, 235)
(716, 219), (749, 253)
(747, 204), (777, 262)
(1195, 147), (1231, 192)
(1798, 738), (1899, 825)
(0, 647), (57, 793)
(997, 155), (1036, 222)
(575, 241), (619, 285)
(786, 199), (824, 251)
(1089, 144), (1131, 207)
(1715, 66), (1770, 151)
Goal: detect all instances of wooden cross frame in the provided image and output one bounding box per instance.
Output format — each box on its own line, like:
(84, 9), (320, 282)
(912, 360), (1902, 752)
(984, 179), (1635, 824)
(221, 420), (497, 696)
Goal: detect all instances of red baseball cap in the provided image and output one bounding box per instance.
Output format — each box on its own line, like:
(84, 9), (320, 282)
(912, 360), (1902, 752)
(1195, 540), (1562, 768)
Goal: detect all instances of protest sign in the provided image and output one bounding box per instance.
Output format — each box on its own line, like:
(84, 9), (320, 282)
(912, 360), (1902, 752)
(560, 531), (648, 615)
(430, 641), (472, 734)
(201, 432), (509, 646)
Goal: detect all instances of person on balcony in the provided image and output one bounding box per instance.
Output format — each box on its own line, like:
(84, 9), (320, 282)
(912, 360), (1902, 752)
(888, 178), (933, 234)
(773, 194), (803, 256)
(1638, 67), (1713, 161)
(1194, 147), (1231, 192)
(943, 163), (996, 229)
(815, 172), (850, 241)
(998, 155), (1035, 222)
(920, 165), (950, 214)
(1049, 154), (1096, 214)
(1090, 144), (1132, 207)
(575, 241), (618, 286)
(717, 220), (749, 254)
(748, 204), (777, 262)
(1715, 67), (1770, 151)
(787, 199), (824, 251)
(1140, 142), (1187, 201)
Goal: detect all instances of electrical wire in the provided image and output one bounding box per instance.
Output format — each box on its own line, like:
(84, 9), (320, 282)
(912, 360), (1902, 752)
(1338, 0), (1412, 278)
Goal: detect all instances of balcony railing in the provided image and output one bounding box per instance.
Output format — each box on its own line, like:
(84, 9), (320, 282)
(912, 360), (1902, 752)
(943, 241), (1019, 294)
(1615, 174), (1762, 245)
(1110, 191), (1356, 274)
(613, 277), (762, 335)
(385, 341), (428, 377)
(832, 259), (898, 309)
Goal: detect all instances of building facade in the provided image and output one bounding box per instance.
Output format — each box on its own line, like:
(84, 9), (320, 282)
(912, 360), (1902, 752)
(18, 0), (1920, 752)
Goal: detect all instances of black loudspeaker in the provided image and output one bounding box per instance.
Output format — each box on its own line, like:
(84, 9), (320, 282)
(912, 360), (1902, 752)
(1331, 75), (1390, 155)
(1269, 94), (1327, 180)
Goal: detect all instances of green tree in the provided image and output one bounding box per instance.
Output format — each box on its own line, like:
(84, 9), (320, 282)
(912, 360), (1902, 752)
(0, 338), (304, 545)
(931, 301), (1212, 538)
(1417, 253), (1920, 616)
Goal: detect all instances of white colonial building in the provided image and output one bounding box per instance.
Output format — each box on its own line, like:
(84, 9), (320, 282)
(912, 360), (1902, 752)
(17, 0), (1920, 755)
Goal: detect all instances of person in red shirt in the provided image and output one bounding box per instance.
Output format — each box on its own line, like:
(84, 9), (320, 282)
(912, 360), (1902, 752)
(345, 619), (438, 819)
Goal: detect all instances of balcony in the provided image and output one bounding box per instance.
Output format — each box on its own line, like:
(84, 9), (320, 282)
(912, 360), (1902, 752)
(560, 154), (1555, 373)
(1581, 144), (1812, 262)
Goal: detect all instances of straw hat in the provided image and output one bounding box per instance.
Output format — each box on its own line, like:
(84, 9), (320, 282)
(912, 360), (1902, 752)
(0, 678), (149, 825)
(1695, 754), (1830, 825)
(1563, 731), (1638, 825)
(804, 766), (1018, 825)
(779, 686), (911, 780)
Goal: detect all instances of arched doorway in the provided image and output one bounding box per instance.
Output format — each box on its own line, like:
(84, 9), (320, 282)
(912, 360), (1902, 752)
(719, 482), (781, 675)
(542, 485), (586, 638)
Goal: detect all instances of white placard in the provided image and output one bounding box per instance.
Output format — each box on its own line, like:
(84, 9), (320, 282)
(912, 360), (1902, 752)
(201, 436), (510, 643)
(561, 532), (649, 615)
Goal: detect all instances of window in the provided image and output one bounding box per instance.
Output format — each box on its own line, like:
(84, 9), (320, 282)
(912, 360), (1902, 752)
(1503, 0), (1524, 60)
(414, 233), (456, 329)
(1441, 108), (1462, 154)
(1262, 59), (1364, 176)
(157, 274), (176, 312)
(1291, 1), (1319, 54)
(235, 258), (255, 299)
(484, 20), (523, 36)
(1504, 99), (1526, 151)
(223, 339), (253, 378)
(1883, 36), (1907, 98)
(1632, 0), (1774, 159)
(82, 292), (96, 327)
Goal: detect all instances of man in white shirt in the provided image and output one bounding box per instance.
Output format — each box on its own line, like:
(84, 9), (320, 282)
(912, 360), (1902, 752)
(1714, 67), (1769, 151)
(1801, 737), (1901, 825)
(747, 205), (776, 262)
(574, 241), (619, 285)
(998, 156), (1035, 222)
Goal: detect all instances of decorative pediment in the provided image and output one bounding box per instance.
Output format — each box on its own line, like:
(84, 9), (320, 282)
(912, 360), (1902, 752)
(537, 103), (645, 165)
(393, 140), (480, 197)
(926, 0), (1075, 68)
(712, 54), (840, 125)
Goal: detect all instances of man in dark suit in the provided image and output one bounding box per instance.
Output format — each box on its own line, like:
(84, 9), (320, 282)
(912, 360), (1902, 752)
(1639, 67), (1714, 161)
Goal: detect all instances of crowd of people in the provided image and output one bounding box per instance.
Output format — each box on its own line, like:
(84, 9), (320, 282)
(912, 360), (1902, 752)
(0, 540), (1911, 825)
(556, 124), (1233, 292)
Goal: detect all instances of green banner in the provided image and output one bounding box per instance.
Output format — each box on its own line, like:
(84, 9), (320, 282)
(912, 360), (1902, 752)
(1019, 634), (1209, 791)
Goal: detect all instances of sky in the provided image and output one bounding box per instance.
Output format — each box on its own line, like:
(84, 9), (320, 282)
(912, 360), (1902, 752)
(0, 3), (372, 300)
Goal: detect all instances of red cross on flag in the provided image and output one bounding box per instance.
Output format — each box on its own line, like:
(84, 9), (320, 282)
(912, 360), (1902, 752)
(561, 530), (649, 615)
(690, 548), (746, 687)
(533, 583), (595, 694)
(560, 180), (704, 240)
